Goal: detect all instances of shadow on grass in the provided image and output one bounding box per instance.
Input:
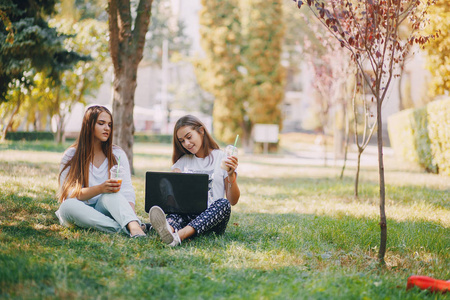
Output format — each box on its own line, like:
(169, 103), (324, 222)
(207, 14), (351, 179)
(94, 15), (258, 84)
(1, 193), (448, 299)
(1, 210), (447, 299)
(0, 148), (448, 298)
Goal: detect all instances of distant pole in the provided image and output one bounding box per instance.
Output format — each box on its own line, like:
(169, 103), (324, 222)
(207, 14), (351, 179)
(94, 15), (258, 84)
(161, 39), (169, 133)
(110, 71), (115, 108)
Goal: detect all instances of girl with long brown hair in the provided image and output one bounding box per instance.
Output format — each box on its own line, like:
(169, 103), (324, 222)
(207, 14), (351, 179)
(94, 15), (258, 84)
(55, 105), (146, 237)
(149, 115), (240, 246)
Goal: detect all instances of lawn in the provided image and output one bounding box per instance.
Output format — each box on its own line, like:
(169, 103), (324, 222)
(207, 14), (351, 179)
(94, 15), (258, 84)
(0, 139), (449, 299)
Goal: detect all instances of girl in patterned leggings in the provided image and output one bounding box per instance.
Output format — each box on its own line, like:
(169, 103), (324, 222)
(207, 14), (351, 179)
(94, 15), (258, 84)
(149, 115), (240, 246)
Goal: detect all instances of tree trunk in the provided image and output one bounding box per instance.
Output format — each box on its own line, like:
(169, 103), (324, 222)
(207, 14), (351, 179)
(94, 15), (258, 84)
(56, 113), (66, 144)
(54, 89), (65, 144)
(398, 66), (405, 111)
(241, 121), (253, 154)
(376, 101), (387, 264)
(354, 150), (361, 198)
(322, 131), (327, 167)
(334, 102), (345, 160)
(108, 0), (153, 174)
(112, 66), (137, 172)
(340, 105), (349, 180)
(1, 93), (22, 141)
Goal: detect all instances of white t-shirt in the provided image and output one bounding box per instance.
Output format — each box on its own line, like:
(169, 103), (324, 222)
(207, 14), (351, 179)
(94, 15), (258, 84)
(171, 149), (228, 207)
(59, 146), (136, 205)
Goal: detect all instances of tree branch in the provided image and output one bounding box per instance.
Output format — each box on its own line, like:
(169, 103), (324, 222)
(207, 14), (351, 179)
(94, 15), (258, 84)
(132, 0), (153, 65)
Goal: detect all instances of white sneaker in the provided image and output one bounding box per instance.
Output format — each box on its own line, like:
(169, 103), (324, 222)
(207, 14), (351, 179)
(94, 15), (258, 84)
(149, 206), (181, 247)
(168, 229), (181, 247)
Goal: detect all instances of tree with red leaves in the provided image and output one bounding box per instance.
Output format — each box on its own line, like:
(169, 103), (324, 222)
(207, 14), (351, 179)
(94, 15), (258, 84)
(294, 0), (437, 264)
(300, 19), (354, 167)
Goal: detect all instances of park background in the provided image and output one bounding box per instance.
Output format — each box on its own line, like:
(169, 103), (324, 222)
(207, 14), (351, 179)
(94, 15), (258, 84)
(1, 0), (449, 299)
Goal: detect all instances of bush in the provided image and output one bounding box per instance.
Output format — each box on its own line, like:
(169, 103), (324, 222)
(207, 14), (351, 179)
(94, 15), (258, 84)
(427, 98), (450, 175)
(387, 98), (450, 175)
(4, 132), (174, 144)
(133, 133), (172, 144)
(5, 131), (55, 141)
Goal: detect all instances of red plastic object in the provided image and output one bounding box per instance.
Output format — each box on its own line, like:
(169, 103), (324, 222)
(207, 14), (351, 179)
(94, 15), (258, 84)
(407, 275), (450, 293)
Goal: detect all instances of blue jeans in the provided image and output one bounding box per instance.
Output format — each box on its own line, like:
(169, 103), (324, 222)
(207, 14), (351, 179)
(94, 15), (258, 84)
(166, 198), (231, 236)
(55, 193), (141, 235)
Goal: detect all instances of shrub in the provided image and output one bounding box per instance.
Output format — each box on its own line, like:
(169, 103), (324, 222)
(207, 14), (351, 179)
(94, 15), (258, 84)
(5, 131), (55, 141)
(4, 132), (175, 145)
(387, 98), (450, 175)
(427, 98), (450, 175)
(133, 133), (172, 144)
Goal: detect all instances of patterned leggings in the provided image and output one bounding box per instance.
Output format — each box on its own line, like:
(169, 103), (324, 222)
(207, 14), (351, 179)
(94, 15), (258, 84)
(166, 198), (231, 236)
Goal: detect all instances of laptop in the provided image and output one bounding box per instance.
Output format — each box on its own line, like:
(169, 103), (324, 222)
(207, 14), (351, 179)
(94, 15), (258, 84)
(145, 171), (209, 214)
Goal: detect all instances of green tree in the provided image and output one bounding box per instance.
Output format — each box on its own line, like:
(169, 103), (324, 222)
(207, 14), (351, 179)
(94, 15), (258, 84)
(197, 0), (246, 145)
(198, 0), (285, 150)
(108, 0), (153, 173)
(49, 18), (110, 143)
(0, 18), (109, 141)
(243, 0), (285, 145)
(0, 0), (84, 102)
(424, 0), (449, 97)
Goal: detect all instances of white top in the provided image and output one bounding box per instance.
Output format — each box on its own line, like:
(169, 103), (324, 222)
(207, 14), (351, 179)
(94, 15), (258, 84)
(172, 149), (228, 207)
(59, 146), (136, 205)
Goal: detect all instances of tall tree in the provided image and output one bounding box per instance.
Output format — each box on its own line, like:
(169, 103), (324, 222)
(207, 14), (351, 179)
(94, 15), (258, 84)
(107, 0), (153, 172)
(198, 0), (285, 150)
(295, 0), (437, 264)
(423, 0), (449, 98)
(242, 0), (285, 151)
(197, 0), (246, 145)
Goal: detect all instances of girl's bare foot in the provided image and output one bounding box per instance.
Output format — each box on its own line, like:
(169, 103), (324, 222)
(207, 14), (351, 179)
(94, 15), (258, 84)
(128, 221), (146, 237)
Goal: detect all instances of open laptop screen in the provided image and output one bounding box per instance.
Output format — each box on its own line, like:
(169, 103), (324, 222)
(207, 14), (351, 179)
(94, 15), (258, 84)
(145, 171), (209, 214)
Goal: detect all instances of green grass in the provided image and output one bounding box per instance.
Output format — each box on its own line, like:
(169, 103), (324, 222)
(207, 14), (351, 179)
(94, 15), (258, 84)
(0, 140), (449, 299)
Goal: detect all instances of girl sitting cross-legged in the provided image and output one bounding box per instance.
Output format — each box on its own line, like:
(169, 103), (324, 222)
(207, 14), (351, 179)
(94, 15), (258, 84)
(149, 114), (240, 246)
(55, 105), (146, 237)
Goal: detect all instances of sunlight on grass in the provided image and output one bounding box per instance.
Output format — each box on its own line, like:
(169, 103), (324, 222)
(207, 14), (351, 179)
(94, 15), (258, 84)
(223, 243), (304, 270)
(237, 195), (450, 225)
(1, 141), (449, 299)
(0, 149), (63, 164)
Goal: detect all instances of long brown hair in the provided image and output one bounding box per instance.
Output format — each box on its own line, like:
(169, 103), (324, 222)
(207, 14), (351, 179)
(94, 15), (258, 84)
(172, 115), (219, 164)
(58, 105), (117, 202)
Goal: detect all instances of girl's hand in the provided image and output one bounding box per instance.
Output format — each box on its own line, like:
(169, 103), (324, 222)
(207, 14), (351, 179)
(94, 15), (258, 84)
(77, 179), (121, 201)
(225, 156), (238, 177)
(224, 155), (240, 206)
(102, 179), (122, 193)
